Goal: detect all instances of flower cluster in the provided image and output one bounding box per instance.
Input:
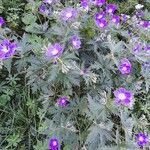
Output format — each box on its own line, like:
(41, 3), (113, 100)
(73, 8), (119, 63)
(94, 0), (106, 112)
(132, 42), (150, 55)
(94, 3), (119, 28)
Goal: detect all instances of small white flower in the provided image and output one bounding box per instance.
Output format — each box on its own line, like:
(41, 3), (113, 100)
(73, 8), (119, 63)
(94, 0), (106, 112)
(135, 4), (144, 9)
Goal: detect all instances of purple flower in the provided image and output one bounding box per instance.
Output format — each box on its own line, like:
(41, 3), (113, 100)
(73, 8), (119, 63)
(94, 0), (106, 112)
(135, 10), (144, 17)
(91, 0), (105, 6)
(95, 18), (108, 28)
(57, 96), (69, 107)
(70, 35), (81, 49)
(0, 16), (5, 26)
(113, 87), (133, 107)
(0, 39), (16, 59)
(39, 5), (50, 15)
(80, 0), (88, 9)
(60, 7), (78, 22)
(106, 4), (117, 14)
(43, 0), (53, 4)
(121, 13), (130, 21)
(144, 45), (150, 53)
(139, 20), (150, 28)
(135, 132), (148, 146)
(118, 58), (132, 74)
(48, 138), (59, 150)
(132, 43), (142, 53)
(45, 43), (63, 58)
(95, 11), (105, 20)
(111, 15), (120, 24)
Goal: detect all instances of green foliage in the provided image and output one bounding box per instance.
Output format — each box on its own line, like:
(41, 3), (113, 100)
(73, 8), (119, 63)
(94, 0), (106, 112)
(0, 0), (150, 150)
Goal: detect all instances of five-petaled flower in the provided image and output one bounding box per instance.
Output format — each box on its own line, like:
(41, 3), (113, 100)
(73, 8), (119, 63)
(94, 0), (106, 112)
(118, 58), (132, 74)
(95, 11), (105, 20)
(48, 138), (59, 150)
(95, 18), (108, 28)
(45, 43), (63, 58)
(111, 15), (120, 24)
(70, 35), (81, 49)
(135, 132), (148, 146)
(0, 39), (17, 59)
(60, 7), (78, 22)
(106, 4), (117, 14)
(113, 87), (133, 107)
(57, 96), (69, 107)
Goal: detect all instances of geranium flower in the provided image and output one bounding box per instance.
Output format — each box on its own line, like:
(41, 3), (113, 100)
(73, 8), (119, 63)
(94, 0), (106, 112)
(118, 58), (132, 74)
(135, 132), (148, 146)
(0, 39), (17, 59)
(60, 7), (77, 22)
(139, 20), (150, 28)
(45, 43), (63, 58)
(70, 35), (81, 49)
(48, 138), (59, 150)
(57, 96), (69, 107)
(113, 87), (133, 107)
(95, 18), (108, 28)
(106, 4), (117, 14)
(111, 15), (120, 24)
(95, 11), (105, 20)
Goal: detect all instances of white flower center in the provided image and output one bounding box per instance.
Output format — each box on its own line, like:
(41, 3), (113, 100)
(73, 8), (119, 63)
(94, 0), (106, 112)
(51, 48), (59, 55)
(140, 21), (144, 25)
(52, 141), (57, 146)
(99, 23), (104, 27)
(108, 9), (113, 13)
(2, 46), (9, 53)
(122, 66), (127, 71)
(98, 15), (103, 19)
(72, 41), (77, 46)
(118, 93), (126, 100)
(66, 12), (72, 18)
(139, 136), (144, 142)
(61, 99), (65, 104)
(112, 18), (117, 22)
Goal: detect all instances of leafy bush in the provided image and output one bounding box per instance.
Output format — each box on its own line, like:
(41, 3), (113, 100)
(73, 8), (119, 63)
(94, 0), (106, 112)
(0, 0), (150, 150)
